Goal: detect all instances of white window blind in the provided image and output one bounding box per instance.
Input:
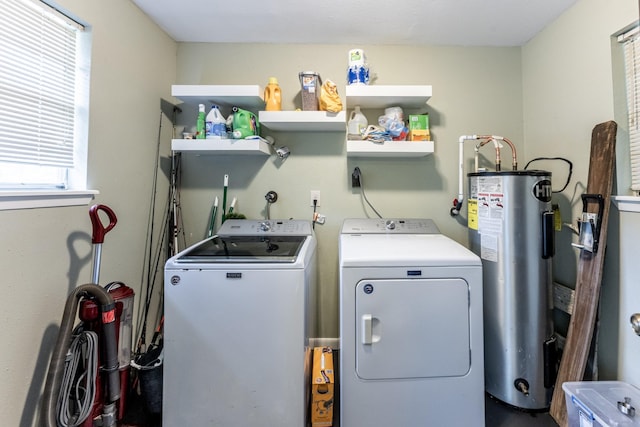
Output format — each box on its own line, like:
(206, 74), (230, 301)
(621, 26), (640, 192)
(0, 0), (82, 171)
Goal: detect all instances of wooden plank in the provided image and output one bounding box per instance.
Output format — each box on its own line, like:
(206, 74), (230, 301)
(549, 121), (617, 426)
(553, 282), (575, 315)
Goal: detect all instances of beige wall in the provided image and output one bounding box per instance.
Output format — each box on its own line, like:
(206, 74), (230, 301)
(0, 0), (176, 425)
(2, 0), (638, 424)
(522, 0), (638, 380)
(174, 43), (523, 339)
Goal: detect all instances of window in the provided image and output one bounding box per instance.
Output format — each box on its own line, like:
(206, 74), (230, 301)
(0, 0), (96, 209)
(621, 24), (640, 193)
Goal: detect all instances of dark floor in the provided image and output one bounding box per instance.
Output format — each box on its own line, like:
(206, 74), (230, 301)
(326, 390), (560, 427)
(122, 389), (559, 427)
(485, 394), (558, 427)
(121, 347), (559, 427)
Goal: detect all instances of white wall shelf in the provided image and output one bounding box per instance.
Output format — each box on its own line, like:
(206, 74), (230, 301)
(172, 84), (434, 157)
(345, 85), (432, 109)
(259, 111), (346, 131)
(171, 138), (271, 155)
(172, 85), (265, 110)
(345, 84), (433, 157)
(346, 140), (434, 158)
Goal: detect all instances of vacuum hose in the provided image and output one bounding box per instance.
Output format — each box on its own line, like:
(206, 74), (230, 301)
(41, 284), (120, 427)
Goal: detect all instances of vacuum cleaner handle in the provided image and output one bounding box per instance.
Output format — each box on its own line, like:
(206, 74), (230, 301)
(90, 204), (118, 244)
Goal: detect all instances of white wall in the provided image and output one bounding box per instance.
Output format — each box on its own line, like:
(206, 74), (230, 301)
(0, 1), (176, 425)
(174, 43), (524, 338)
(522, 0), (638, 380)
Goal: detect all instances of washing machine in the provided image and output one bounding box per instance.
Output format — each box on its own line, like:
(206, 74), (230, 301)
(163, 219), (317, 427)
(339, 218), (485, 427)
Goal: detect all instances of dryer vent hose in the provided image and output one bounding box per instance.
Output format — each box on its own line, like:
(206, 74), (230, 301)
(41, 284), (119, 427)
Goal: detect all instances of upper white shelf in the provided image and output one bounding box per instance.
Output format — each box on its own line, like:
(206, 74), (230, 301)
(259, 111), (346, 132)
(172, 85), (265, 110)
(345, 85), (432, 109)
(171, 138), (271, 155)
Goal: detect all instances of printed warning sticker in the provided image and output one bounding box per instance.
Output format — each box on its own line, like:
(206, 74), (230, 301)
(480, 232), (498, 262)
(478, 192), (490, 219)
(468, 199), (478, 230)
(489, 193), (504, 219)
(475, 175), (505, 262)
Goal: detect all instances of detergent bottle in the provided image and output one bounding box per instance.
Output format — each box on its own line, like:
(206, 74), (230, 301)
(206, 105), (227, 139)
(264, 77), (282, 111)
(347, 106), (368, 139)
(231, 107), (260, 139)
(196, 104), (206, 139)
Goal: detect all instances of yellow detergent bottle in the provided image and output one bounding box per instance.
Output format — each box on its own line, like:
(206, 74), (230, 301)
(264, 77), (282, 111)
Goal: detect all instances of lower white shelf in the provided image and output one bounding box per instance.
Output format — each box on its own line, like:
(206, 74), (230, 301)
(346, 140), (434, 157)
(171, 138), (271, 155)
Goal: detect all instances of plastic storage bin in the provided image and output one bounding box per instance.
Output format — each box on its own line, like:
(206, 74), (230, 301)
(299, 71), (321, 111)
(563, 381), (640, 426)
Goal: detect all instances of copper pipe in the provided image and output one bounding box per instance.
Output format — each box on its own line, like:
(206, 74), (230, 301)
(476, 137), (501, 171)
(502, 137), (518, 170)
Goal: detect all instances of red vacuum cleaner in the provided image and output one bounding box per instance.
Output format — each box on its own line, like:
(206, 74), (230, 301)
(41, 204), (135, 427)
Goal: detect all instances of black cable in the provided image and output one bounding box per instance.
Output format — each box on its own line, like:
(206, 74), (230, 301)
(358, 168), (383, 218)
(312, 199), (317, 230)
(524, 157), (573, 193)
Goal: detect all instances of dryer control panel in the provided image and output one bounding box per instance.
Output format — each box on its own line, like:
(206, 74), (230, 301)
(341, 218), (440, 234)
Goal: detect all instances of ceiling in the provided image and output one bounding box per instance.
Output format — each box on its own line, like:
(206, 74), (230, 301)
(131, 0), (578, 47)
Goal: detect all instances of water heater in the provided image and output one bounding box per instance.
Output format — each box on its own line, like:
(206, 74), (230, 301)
(468, 170), (556, 410)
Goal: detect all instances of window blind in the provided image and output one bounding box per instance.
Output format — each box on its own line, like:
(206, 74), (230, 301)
(0, 0), (80, 168)
(622, 26), (640, 192)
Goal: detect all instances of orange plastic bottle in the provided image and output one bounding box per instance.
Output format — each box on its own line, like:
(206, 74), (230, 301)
(264, 77), (282, 111)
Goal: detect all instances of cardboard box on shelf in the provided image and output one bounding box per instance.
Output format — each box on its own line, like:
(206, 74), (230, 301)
(409, 129), (431, 141)
(311, 347), (334, 427)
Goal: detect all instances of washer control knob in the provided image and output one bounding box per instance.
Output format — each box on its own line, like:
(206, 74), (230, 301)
(386, 220), (396, 230)
(259, 221), (271, 232)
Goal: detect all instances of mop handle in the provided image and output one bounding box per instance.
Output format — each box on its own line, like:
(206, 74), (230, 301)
(89, 204), (118, 244)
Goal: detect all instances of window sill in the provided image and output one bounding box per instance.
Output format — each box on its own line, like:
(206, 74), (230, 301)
(612, 195), (640, 213)
(0, 190), (99, 211)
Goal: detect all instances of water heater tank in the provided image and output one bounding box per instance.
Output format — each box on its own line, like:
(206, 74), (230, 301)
(468, 170), (556, 410)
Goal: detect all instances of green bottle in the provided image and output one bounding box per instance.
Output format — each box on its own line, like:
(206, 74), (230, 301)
(196, 104), (206, 139)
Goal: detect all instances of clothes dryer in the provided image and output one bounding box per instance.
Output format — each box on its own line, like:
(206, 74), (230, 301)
(339, 218), (484, 426)
(163, 219), (317, 427)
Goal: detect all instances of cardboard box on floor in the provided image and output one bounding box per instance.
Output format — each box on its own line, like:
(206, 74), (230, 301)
(311, 347), (334, 427)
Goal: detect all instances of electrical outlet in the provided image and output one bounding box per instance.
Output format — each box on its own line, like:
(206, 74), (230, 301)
(310, 190), (321, 207)
(352, 167), (361, 188)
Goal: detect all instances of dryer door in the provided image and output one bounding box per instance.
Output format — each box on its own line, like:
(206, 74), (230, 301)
(355, 278), (470, 380)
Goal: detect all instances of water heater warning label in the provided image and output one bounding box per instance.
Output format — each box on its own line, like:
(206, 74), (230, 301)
(490, 193), (504, 215)
(475, 176), (504, 262)
(468, 199), (478, 230)
(480, 233), (498, 262)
